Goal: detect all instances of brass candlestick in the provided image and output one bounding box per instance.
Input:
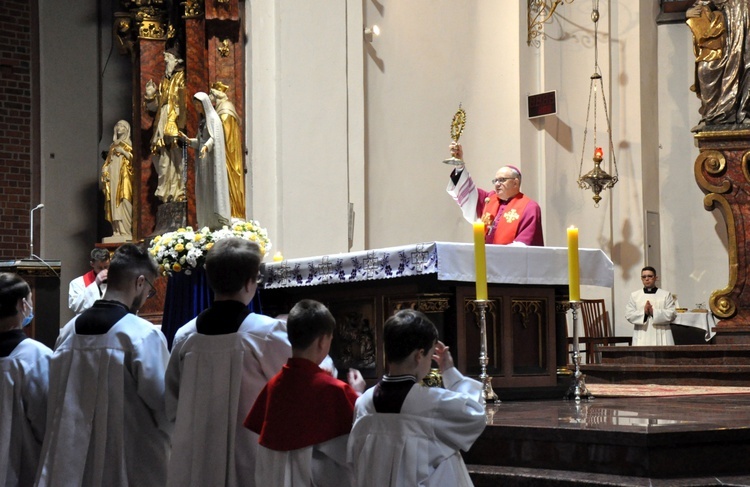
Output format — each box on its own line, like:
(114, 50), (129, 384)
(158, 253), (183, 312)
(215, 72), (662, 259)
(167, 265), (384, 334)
(468, 299), (499, 404)
(442, 104), (467, 166)
(563, 301), (593, 402)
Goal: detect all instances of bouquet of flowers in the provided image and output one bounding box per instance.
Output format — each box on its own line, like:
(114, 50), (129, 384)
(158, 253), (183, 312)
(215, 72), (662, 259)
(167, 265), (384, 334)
(148, 219), (272, 276)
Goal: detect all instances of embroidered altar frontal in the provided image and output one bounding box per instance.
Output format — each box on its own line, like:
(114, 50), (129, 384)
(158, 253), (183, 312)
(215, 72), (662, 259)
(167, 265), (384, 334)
(262, 242), (613, 289)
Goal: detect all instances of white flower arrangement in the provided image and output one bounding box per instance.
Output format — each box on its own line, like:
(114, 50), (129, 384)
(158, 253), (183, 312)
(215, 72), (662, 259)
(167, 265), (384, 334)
(148, 218), (272, 276)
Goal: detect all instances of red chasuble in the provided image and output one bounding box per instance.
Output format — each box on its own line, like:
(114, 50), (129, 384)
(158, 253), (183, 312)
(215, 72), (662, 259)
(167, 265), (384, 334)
(244, 357), (360, 451)
(82, 270), (97, 287)
(481, 193), (532, 244)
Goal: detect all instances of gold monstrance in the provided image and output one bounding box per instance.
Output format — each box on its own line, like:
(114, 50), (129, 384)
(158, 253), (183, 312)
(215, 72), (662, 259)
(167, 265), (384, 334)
(442, 104), (467, 165)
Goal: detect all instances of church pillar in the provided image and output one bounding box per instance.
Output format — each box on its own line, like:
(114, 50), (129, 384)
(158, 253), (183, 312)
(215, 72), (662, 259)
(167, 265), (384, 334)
(183, 0), (207, 229)
(132, 6), (169, 240)
(694, 130), (750, 343)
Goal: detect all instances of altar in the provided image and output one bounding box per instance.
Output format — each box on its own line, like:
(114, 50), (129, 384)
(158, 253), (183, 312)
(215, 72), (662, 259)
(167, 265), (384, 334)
(260, 242), (613, 392)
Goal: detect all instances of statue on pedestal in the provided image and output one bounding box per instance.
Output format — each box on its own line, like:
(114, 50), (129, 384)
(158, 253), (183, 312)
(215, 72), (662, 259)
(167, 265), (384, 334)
(145, 47), (186, 203)
(210, 81), (246, 219)
(101, 120), (134, 243)
(687, 0), (750, 128)
(180, 92), (231, 230)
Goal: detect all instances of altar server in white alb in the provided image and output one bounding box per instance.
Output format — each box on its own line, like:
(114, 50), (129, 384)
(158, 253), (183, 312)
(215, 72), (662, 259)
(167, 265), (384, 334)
(625, 266), (677, 346)
(0, 273), (52, 487)
(68, 248), (110, 315)
(165, 237), (291, 487)
(36, 244), (170, 486)
(348, 309), (486, 487)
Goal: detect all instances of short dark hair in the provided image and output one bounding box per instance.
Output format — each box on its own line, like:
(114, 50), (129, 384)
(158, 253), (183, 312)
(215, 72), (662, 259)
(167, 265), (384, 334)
(107, 243), (158, 289)
(287, 299), (335, 350)
(205, 237), (261, 295)
(90, 248), (110, 263)
(0, 273), (30, 319)
(642, 266), (657, 276)
(383, 309), (438, 364)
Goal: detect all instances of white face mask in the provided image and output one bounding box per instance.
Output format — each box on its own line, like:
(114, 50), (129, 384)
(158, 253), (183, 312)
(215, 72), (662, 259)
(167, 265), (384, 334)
(22, 299), (34, 327)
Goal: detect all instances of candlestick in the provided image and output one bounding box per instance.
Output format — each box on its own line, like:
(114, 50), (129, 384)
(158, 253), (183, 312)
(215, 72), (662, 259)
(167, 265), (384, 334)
(567, 226), (580, 302)
(563, 301), (593, 402)
(468, 299), (499, 405)
(473, 221), (488, 301)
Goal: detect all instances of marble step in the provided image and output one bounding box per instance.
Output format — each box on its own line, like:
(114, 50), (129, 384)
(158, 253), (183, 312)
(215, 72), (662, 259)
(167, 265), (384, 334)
(597, 344), (750, 365)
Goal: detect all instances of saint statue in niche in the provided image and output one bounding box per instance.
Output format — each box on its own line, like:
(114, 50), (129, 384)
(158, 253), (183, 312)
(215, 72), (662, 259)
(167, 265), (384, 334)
(101, 120), (134, 242)
(210, 81), (246, 219)
(145, 46), (186, 203)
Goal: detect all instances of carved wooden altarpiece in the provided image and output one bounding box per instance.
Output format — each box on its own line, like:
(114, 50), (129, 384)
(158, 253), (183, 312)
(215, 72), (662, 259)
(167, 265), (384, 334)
(114, 0), (245, 240)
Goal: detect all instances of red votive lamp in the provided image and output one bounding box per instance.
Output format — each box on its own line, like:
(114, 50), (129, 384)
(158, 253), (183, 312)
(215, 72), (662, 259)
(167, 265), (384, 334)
(594, 147), (603, 159)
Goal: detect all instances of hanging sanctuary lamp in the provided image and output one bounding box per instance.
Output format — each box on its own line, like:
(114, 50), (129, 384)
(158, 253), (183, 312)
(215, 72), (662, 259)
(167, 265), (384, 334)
(577, 0), (618, 208)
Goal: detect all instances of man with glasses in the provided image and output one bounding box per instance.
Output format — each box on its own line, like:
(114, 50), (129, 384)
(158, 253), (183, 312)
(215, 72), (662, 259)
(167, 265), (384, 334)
(625, 266), (677, 346)
(446, 142), (544, 246)
(37, 243), (170, 486)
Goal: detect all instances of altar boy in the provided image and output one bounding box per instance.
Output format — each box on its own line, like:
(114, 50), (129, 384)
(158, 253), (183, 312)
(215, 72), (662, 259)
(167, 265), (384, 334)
(165, 237), (291, 487)
(245, 299), (365, 486)
(347, 309), (486, 487)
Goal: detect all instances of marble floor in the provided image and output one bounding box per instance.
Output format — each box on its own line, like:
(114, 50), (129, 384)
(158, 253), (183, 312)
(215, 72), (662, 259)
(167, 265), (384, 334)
(465, 394), (750, 486)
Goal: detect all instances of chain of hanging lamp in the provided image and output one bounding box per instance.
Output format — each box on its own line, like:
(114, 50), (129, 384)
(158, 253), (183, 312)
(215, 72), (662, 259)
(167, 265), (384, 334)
(577, 0), (618, 208)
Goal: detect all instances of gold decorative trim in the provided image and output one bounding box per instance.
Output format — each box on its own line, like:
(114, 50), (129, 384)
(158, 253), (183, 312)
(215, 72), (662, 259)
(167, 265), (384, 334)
(134, 7), (167, 40)
(182, 0), (204, 19)
(391, 295), (451, 314)
(694, 129), (750, 140)
(694, 150), (730, 194)
(742, 151), (750, 183)
(703, 193), (738, 319)
(218, 39), (230, 57)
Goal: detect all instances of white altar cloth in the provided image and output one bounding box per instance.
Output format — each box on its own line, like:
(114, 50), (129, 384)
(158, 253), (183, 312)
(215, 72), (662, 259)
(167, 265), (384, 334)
(672, 311), (717, 341)
(262, 242), (613, 290)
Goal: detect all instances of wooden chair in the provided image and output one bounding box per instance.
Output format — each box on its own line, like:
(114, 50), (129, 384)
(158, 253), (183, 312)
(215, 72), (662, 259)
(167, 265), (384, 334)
(579, 299), (632, 364)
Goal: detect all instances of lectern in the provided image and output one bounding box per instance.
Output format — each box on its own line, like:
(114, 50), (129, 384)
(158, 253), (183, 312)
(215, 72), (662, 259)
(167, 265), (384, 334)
(0, 259), (61, 349)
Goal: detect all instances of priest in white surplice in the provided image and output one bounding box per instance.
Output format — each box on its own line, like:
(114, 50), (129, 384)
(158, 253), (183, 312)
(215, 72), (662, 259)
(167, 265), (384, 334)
(625, 266), (677, 346)
(36, 244), (170, 486)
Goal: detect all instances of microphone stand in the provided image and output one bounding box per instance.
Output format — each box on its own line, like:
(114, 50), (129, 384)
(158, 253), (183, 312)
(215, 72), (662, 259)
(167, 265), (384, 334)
(30, 204), (43, 259)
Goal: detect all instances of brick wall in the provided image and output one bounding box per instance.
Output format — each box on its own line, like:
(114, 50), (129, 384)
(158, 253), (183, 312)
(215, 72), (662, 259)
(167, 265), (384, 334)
(0, 0), (33, 259)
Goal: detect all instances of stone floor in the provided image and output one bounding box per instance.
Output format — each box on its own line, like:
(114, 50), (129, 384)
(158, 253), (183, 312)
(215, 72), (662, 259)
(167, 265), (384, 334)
(464, 394), (750, 486)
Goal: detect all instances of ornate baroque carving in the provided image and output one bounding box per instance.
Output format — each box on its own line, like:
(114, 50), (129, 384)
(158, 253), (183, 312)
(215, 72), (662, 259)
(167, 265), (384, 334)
(182, 0), (205, 19)
(694, 146), (738, 319)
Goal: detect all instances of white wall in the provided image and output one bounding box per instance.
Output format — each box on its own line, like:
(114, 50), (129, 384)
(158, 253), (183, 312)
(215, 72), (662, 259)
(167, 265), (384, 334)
(657, 23), (728, 312)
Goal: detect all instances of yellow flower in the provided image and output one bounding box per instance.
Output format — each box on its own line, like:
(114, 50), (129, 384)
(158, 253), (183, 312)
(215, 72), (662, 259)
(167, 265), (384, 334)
(205, 242), (214, 251)
(153, 235), (162, 243)
(172, 263), (182, 273)
(177, 228), (186, 233)
(175, 243), (185, 252)
(194, 234), (203, 241)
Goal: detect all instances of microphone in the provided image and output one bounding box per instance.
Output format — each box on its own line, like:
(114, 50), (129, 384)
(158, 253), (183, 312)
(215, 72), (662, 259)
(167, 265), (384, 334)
(30, 204), (44, 259)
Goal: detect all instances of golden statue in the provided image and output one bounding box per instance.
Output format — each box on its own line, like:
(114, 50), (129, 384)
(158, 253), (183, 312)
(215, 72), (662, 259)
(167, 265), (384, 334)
(101, 120), (134, 242)
(210, 81), (246, 219)
(145, 47), (186, 203)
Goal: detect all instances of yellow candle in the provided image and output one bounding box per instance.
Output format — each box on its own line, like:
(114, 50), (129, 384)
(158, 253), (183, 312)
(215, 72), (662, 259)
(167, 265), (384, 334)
(567, 226), (580, 302)
(473, 220), (488, 301)
(273, 251), (284, 262)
